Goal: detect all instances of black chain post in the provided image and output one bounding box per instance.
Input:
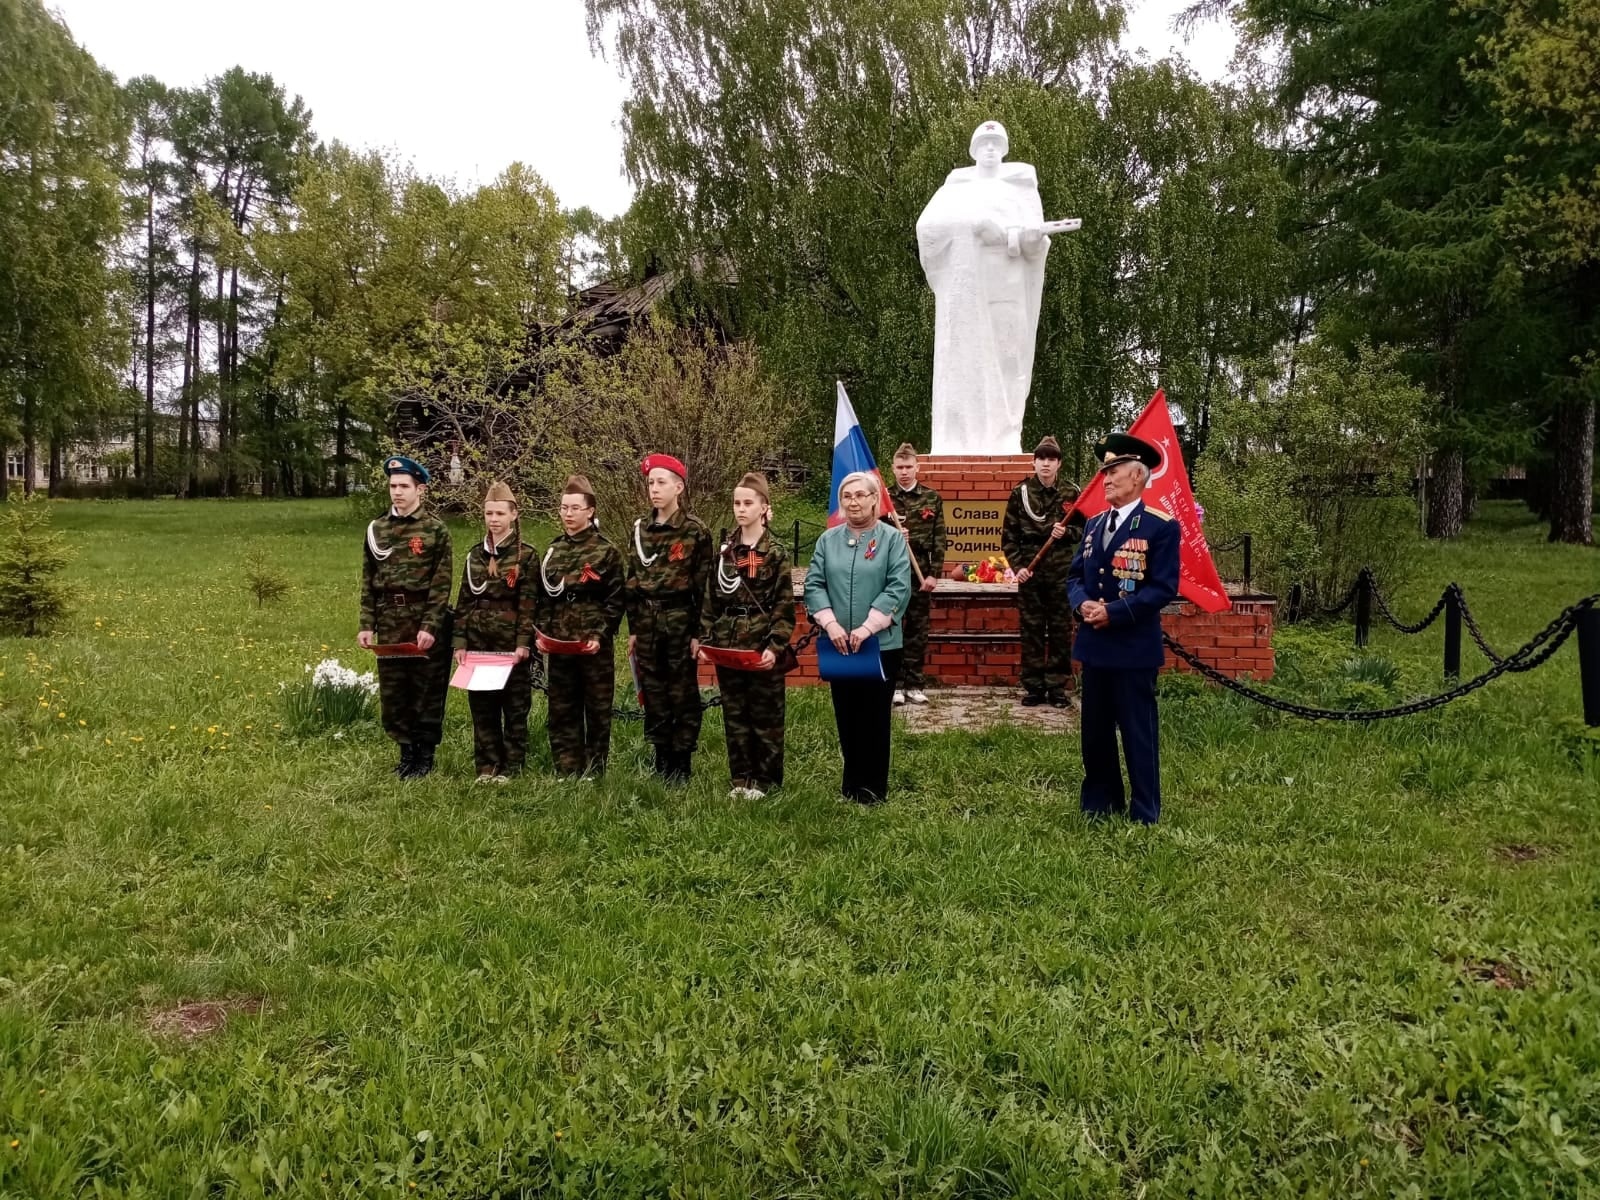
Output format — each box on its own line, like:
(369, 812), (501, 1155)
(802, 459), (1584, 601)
(793, 518), (801, 564)
(1354, 568), (1372, 649)
(1242, 533), (1252, 592)
(1444, 585), (1462, 680)
(1579, 604), (1600, 727)
(1288, 583), (1303, 624)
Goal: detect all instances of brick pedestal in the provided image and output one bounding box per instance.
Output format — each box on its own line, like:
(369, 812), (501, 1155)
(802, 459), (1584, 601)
(917, 454), (1034, 574)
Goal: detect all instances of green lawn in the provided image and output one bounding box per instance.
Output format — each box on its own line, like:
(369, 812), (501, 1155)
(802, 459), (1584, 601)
(1, 498), (1597, 1197)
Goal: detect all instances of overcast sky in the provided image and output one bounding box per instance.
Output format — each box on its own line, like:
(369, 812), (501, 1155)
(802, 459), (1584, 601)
(50, 0), (1236, 218)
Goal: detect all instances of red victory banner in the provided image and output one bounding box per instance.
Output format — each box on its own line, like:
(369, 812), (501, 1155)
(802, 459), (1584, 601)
(1070, 390), (1231, 613)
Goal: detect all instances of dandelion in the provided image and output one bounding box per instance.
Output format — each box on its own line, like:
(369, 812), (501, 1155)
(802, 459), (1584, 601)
(264, 804), (272, 810)
(56, 712), (65, 719)
(8, 1139), (17, 1149)
(168, 725), (176, 731)
(78, 720), (85, 727)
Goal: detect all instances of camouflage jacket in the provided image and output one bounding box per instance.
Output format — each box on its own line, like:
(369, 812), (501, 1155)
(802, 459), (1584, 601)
(888, 482), (947, 577)
(452, 535), (539, 652)
(360, 507), (454, 641)
(624, 507), (715, 633)
(1002, 477), (1083, 584)
(698, 529), (796, 652)
(534, 526), (626, 643)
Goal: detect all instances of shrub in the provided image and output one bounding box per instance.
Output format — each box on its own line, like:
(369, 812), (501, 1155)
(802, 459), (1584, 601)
(380, 318), (798, 526)
(1196, 341), (1429, 607)
(0, 495), (74, 637)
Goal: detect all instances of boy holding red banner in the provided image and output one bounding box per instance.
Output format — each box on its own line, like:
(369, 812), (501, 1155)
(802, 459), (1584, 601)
(1066, 432), (1179, 824)
(1002, 436), (1082, 708)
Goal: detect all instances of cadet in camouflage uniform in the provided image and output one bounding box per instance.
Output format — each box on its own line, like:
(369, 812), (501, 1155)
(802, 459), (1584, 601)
(357, 454), (455, 778)
(1001, 436), (1083, 708)
(886, 442), (945, 705)
(697, 472), (795, 797)
(626, 453), (715, 784)
(453, 481), (539, 781)
(536, 475), (625, 778)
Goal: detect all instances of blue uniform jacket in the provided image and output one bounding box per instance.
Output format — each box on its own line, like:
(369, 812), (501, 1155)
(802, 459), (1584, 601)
(1067, 500), (1180, 670)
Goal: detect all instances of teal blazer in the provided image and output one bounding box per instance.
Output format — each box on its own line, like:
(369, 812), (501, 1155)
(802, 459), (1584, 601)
(802, 520), (913, 652)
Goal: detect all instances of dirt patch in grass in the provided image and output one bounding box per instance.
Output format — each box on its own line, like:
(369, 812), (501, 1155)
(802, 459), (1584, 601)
(1461, 958), (1531, 990)
(897, 687), (1078, 734)
(1494, 843), (1548, 864)
(145, 996), (265, 1041)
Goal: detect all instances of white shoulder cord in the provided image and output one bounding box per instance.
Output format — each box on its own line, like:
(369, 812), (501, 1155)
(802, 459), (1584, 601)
(1019, 482), (1046, 523)
(633, 518), (659, 567)
(365, 520), (394, 560)
(715, 543), (743, 595)
(464, 551), (489, 596)
(539, 545), (565, 597)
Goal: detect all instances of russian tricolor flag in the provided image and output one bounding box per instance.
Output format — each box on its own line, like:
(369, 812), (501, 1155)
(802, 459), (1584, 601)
(827, 381), (896, 527)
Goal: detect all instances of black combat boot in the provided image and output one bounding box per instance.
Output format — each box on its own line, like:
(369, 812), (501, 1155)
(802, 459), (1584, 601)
(395, 744), (415, 777)
(668, 750), (692, 785)
(1047, 689), (1071, 709)
(408, 744), (437, 780)
(1021, 691), (1045, 708)
(652, 743), (671, 779)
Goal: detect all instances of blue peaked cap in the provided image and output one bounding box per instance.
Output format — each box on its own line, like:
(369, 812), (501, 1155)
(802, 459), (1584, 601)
(384, 454), (430, 484)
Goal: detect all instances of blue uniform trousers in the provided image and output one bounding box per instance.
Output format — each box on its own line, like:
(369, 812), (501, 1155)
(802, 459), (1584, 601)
(1078, 665), (1161, 824)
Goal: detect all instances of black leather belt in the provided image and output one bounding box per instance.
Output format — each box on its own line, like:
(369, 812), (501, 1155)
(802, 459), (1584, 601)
(641, 593), (696, 609)
(384, 590), (428, 606)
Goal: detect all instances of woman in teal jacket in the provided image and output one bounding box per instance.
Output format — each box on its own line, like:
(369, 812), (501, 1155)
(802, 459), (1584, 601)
(803, 470), (913, 803)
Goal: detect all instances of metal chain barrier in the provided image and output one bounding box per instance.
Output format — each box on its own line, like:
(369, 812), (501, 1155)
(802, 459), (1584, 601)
(1318, 577), (1362, 617)
(1162, 594), (1596, 722)
(1370, 578), (1450, 635)
(1455, 589), (1506, 665)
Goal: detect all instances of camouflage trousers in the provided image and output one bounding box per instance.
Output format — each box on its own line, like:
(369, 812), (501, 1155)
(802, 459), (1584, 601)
(715, 664), (786, 789)
(376, 615), (454, 747)
(1017, 579), (1073, 694)
(546, 647), (614, 776)
(466, 657), (534, 775)
(897, 592), (933, 690)
(635, 616), (703, 753)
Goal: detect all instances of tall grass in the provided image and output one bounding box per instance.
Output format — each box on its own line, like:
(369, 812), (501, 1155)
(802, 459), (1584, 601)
(0, 499), (1595, 1196)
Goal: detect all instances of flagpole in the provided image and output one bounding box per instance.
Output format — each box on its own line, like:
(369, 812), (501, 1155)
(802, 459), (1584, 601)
(886, 509), (927, 585)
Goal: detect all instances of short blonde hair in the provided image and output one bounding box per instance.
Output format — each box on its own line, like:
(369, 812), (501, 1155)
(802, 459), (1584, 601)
(837, 471), (881, 517)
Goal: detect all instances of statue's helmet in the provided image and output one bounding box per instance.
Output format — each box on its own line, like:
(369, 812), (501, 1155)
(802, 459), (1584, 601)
(969, 120), (1009, 159)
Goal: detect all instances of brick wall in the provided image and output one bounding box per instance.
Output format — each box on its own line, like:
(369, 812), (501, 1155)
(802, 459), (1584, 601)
(918, 455), (1034, 505)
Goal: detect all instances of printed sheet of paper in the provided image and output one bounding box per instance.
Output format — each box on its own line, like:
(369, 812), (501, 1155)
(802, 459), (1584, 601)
(450, 651), (519, 691)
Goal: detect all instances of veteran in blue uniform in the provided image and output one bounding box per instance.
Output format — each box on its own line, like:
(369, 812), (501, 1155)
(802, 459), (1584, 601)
(1066, 433), (1180, 824)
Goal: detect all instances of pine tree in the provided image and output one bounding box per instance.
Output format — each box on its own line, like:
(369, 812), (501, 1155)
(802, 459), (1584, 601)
(0, 496), (74, 637)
